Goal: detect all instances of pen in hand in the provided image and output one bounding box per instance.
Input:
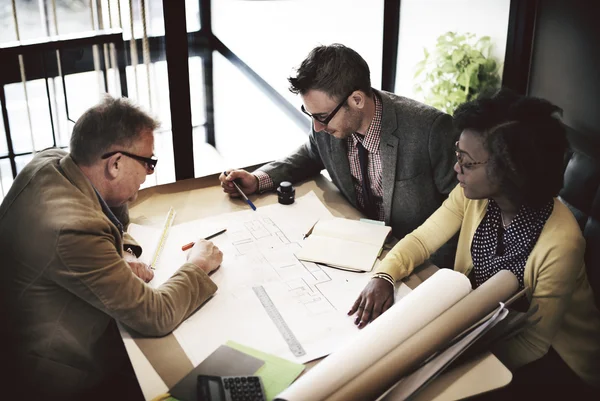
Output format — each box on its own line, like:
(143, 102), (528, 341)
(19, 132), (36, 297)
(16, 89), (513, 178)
(224, 171), (257, 211)
(181, 228), (227, 251)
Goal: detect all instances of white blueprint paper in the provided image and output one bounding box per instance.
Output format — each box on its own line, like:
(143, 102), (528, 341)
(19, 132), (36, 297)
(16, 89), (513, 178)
(128, 192), (406, 365)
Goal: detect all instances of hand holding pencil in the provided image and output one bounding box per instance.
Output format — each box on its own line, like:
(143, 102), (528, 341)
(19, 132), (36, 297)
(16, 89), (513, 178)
(219, 169), (258, 211)
(185, 240), (223, 275)
(181, 228), (227, 251)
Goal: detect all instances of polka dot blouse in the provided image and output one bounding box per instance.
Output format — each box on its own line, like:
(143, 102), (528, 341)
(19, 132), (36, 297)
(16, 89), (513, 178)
(472, 199), (554, 290)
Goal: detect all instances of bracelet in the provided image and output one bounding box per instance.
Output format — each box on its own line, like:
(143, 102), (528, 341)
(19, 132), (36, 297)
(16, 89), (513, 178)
(373, 272), (394, 282)
(372, 272), (395, 287)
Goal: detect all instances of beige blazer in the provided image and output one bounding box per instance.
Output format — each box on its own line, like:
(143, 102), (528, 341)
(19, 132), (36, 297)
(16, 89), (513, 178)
(0, 149), (217, 398)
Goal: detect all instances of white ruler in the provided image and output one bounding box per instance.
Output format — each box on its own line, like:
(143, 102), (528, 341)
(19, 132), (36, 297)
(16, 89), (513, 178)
(253, 285), (306, 357)
(149, 207), (176, 269)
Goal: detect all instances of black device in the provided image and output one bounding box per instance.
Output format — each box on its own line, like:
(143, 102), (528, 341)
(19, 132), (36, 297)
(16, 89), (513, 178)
(197, 375), (266, 401)
(277, 181), (295, 205)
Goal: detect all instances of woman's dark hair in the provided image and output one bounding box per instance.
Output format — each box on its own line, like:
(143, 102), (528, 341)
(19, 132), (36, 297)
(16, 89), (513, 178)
(453, 89), (568, 207)
(288, 44), (372, 101)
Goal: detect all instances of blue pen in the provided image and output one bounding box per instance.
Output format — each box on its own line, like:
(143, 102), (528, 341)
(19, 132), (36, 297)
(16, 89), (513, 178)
(224, 171), (257, 211)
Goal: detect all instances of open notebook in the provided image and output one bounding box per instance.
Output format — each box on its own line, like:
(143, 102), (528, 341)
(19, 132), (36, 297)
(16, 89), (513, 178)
(294, 218), (392, 272)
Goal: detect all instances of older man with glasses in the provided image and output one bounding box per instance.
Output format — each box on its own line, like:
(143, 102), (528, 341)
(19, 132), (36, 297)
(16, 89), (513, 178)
(220, 44), (459, 267)
(0, 96), (223, 400)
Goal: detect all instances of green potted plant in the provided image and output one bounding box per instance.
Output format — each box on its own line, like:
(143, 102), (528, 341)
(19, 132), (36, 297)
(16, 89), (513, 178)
(414, 32), (501, 114)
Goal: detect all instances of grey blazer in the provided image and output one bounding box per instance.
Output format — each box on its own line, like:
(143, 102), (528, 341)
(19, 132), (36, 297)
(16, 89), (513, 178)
(258, 90), (459, 263)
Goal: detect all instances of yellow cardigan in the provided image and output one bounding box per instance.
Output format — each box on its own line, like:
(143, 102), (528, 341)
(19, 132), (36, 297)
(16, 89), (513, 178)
(378, 184), (600, 386)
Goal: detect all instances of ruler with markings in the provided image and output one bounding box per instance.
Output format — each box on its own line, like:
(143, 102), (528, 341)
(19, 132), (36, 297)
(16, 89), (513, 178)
(253, 285), (307, 357)
(149, 207), (176, 269)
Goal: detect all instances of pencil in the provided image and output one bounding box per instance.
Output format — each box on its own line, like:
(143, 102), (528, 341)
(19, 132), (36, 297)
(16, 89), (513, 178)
(224, 171), (257, 211)
(181, 228), (227, 251)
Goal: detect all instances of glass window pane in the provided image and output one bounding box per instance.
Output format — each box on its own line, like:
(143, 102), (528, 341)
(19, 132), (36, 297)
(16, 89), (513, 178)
(189, 56), (206, 128)
(186, 0), (200, 32)
(119, 0), (166, 39)
(141, 125), (175, 189)
(1, 1), (46, 43)
(53, 0), (95, 37)
(213, 0), (384, 112)
(0, 1), (98, 44)
(211, 51), (306, 172)
(15, 153), (33, 174)
(395, 0), (510, 112)
(0, 158), (13, 202)
(0, 106), (8, 157)
(64, 71), (105, 122)
(5, 80), (55, 154)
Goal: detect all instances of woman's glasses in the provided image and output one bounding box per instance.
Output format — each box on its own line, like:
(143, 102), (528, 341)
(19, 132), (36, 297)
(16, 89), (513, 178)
(455, 141), (487, 174)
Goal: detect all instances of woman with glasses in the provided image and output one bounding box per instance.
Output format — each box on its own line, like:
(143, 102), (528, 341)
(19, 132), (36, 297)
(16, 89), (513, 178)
(350, 89), (600, 397)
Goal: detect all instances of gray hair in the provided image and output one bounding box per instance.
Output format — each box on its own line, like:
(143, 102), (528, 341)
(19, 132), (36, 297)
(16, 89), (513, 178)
(70, 95), (159, 166)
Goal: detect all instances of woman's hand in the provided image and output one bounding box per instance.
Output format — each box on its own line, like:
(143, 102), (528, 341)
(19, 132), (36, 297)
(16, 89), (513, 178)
(348, 278), (395, 328)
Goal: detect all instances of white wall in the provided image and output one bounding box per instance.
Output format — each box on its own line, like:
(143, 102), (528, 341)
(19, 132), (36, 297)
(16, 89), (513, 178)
(395, 0), (511, 101)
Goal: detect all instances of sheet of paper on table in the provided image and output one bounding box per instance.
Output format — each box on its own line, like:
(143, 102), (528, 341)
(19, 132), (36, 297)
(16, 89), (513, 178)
(128, 191), (410, 366)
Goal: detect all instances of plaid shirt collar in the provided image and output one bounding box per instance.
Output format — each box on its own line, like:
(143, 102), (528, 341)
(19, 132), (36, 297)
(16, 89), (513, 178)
(351, 93), (382, 153)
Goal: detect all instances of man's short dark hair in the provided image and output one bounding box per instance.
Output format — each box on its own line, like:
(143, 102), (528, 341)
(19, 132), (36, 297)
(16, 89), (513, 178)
(453, 89), (568, 207)
(288, 44), (372, 101)
(70, 95), (159, 166)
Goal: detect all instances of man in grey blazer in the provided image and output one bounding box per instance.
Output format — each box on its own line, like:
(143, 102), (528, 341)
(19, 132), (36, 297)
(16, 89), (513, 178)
(220, 44), (458, 266)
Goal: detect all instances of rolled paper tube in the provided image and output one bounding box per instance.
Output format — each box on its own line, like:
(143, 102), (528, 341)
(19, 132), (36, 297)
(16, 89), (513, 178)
(325, 270), (519, 401)
(275, 269), (472, 401)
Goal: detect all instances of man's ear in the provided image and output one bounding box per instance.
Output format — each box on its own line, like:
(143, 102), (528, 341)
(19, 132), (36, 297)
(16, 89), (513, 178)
(350, 91), (366, 110)
(105, 153), (122, 179)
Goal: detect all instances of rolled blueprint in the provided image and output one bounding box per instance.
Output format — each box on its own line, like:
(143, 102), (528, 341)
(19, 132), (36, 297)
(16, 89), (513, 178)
(326, 270), (519, 401)
(275, 269), (472, 401)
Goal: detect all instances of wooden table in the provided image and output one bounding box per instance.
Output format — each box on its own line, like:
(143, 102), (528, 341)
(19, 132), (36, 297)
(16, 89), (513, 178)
(124, 172), (512, 400)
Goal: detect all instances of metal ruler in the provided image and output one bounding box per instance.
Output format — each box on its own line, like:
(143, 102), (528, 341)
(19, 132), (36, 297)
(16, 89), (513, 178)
(149, 207), (176, 269)
(253, 286), (306, 357)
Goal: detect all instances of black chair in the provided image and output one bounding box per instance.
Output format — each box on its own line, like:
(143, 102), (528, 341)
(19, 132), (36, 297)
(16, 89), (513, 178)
(558, 127), (600, 309)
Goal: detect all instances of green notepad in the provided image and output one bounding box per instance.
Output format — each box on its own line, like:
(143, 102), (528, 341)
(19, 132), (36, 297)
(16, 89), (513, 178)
(226, 341), (306, 401)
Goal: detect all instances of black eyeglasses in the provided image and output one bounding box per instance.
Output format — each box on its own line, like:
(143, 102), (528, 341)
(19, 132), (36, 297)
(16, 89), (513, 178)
(455, 141), (487, 174)
(300, 91), (354, 126)
(101, 150), (158, 171)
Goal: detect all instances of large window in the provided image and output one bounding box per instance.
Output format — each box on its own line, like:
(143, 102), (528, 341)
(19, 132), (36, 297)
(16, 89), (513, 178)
(210, 0), (385, 172)
(1, 0), (514, 202)
(213, 0), (385, 106)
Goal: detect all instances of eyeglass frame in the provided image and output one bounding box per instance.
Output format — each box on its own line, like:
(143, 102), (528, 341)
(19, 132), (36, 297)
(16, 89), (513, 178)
(101, 150), (158, 172)
(300, 90), (355, 126)
(454, 141), (487, 174)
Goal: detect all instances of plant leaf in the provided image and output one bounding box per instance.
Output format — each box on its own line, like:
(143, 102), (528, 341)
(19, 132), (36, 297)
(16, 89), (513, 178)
(413, 31), (501, 113)
(452, 50), (465, 65)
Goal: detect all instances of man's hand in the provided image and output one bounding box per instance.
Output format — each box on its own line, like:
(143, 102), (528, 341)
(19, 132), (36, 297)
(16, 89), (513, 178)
(219, 169), (259, 197)
(124, 252), (154, 283)
(348, 278), (395, 328)
(187, 240), (223, 274)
